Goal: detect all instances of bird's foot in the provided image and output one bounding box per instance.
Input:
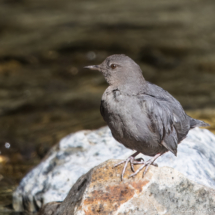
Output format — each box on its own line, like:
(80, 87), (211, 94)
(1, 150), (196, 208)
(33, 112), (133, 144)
(113, 152), (143, 180)
(128, 153), (162, 178)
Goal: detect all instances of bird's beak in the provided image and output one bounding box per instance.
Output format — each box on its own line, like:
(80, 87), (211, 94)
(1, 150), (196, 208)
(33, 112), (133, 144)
(84, 65), (101, 71)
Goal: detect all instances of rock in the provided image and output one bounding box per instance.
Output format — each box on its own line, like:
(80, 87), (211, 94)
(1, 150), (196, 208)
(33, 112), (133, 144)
(39, 159), (215, 215)
(13, 127), (215, 212)
(39, 202), (61, 215)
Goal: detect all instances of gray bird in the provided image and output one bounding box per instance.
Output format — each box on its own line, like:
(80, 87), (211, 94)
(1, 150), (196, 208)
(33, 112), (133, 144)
(84, 54), (209, 179)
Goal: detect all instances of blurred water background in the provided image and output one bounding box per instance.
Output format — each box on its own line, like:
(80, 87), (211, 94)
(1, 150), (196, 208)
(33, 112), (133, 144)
(0, 0), (215, 214)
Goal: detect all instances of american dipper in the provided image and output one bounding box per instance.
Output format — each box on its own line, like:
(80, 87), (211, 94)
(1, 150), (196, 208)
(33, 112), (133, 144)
(84, 54), (209, 179)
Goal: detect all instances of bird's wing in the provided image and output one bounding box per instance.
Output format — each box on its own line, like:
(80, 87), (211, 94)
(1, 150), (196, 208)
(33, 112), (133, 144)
(145, 82), (190, 141)
(146, 81), (180, 104)
(138, 94), (187, 156)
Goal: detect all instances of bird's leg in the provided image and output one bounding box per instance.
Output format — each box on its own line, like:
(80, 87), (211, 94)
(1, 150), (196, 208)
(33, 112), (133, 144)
(132, 159), (158, 167)
(130, 157), (145, 172)
(129, 152), (164, 178)
(113, 151), (143, 180)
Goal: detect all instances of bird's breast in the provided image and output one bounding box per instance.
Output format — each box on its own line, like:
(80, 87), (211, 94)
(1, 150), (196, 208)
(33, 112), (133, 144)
(101, 90), (159, 153)
(101, 90), (125, 137)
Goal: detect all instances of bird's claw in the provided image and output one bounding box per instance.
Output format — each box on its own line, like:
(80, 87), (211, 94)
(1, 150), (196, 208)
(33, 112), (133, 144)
(113, 152), (144, 180)
(113, 152), (162, 180)
(128, 163), (151, 178)
(128, 153), (162, 178)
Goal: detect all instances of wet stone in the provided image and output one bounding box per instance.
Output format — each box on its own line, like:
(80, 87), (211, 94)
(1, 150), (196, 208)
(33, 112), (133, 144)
(13, 126), (215, 212)
(39, 160), (215, 215)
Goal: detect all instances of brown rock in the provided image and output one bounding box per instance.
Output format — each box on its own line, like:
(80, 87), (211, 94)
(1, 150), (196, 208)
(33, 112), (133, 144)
(39, 159), (215, 215)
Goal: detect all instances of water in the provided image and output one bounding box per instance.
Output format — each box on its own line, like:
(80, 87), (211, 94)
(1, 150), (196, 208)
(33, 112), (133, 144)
(0, 0), (215, 213)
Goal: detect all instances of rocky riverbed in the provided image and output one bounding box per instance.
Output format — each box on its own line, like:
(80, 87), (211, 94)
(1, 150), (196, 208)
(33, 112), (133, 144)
(0, 0), (215, 214)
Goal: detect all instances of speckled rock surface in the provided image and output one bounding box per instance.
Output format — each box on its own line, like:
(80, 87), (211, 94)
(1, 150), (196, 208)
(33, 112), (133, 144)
(13, 127), (215, 212)
(39, 159), (215, 215)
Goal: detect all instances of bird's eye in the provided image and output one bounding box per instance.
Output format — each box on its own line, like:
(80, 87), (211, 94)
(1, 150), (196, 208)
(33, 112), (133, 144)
(110, 64), (117, 69)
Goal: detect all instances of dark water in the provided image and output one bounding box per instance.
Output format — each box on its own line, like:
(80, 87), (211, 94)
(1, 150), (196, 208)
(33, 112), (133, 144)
(0, 0), (215, 213)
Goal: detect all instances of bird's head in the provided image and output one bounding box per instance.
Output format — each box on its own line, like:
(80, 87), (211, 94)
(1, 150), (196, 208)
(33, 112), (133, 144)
(84, 54), (145, 87)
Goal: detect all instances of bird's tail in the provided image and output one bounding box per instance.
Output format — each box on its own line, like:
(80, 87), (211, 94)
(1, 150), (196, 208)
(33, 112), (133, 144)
(190, 118), (210, 129)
